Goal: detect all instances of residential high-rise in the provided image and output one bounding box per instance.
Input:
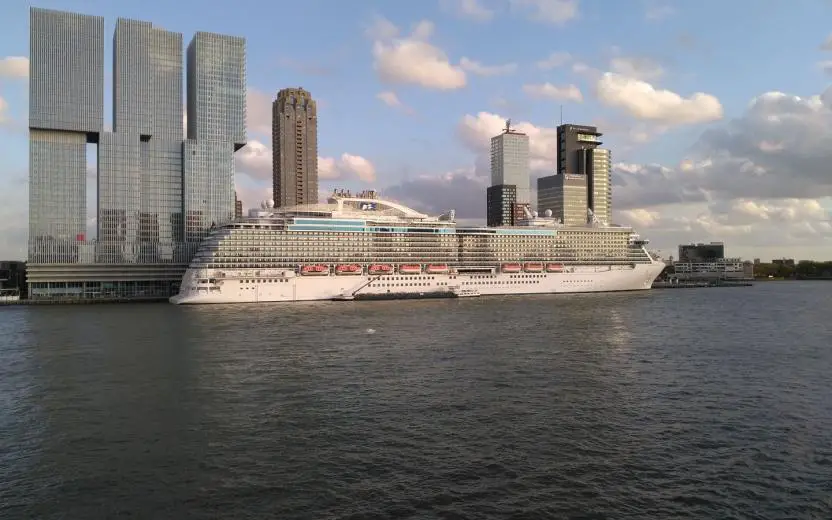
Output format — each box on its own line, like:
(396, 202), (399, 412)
(98, 18), (184, 265)
(587, 147), (611, 224)
(27, 6), (246, 301)
(490, 120), (531, 205)
(272, 87), (318, 207)
(486, 184), (517, 227)
(557, 124), (601, 173)
(537, 174), (588, 226)
(556, 123), (611, 224)
(28, 7), (104, 267)
(184, 32), (246, 244)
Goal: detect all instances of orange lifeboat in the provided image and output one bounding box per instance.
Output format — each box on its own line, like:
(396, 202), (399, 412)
(501, 263), (522, 273)
(398, 264), (422, 275)
(546, 263), (564, 273)
(335, 264), (362, 275)
(301, 264), (330, 276)
(368, 264), (393, 275)
(425, 264), (450, 274)
(524, 262), (544, 273)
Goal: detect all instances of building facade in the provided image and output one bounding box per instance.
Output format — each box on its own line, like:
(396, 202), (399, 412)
(556, 124), (611, 223)
(490, 125), (530, 205)
(678, 242), (725, 263)
(27, 7), (246, 301)
(586, 147), (611, 224)
(486, 184), (517, 227)
(184, 31), (246, 245)
(98, 18), (184, 267)
(536, 174), (588, 226)
(557, 124), (601, 175)
(28, 8), (103, 267)
(0, 261), (26, 300)
(272, 88), (318, 207)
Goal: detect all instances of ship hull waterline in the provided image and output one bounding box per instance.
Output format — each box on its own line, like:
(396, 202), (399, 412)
(169, 262), (665, 305)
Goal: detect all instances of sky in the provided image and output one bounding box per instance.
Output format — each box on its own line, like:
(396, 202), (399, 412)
(2, 0), (832, 262)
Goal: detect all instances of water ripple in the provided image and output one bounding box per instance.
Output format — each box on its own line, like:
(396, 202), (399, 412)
(0, 282), (831, 519)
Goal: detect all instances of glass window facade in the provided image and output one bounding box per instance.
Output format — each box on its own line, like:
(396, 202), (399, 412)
(29, 8), (104, 133)
(27, 6), (247, 301)
(537, 174), (588, 227)
(490, 131), (531, 204)
(183, 140), (235, 244)
(28, 130), (88, 263)
(112, 18), (183, 139)
(589, 148), (611, 224)
(186, 32), (246, 148)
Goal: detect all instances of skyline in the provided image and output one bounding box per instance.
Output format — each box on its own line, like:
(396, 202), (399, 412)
(1, 0), (831, 261)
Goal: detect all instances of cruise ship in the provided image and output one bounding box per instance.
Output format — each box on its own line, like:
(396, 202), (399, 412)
(170, 190), (666, 304)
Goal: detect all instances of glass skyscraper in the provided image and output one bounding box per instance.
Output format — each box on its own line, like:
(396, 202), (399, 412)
(28, 8), (103, 265)
(490, 128), (531, 205)
(98, 18), (184, 265)
(27, 7), (246, 301)
(184, 32), (246, 245)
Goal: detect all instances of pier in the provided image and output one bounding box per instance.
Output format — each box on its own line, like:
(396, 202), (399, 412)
(652, 280), (754, 289)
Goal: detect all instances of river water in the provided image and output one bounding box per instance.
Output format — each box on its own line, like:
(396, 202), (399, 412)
(1, 282), (830, 519)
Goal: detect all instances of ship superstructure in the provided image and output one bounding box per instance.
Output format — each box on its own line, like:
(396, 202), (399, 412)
(169, 190), (665, 304)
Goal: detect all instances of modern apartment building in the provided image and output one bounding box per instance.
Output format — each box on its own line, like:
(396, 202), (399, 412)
(587, 147), (611, 224)
(272, 87), (318, 207)
(486, 184), (517, 227)
(490, 121), (531, 205)
(27, 7), (246, 301)
(28, 8), (103, 267)
(184, 32), (246, 243)
(555, 123), (612, 224)
(536, 174), (588, 226)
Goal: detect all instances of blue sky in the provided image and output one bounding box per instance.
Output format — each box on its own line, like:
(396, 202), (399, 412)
(2, 0), (832, 261)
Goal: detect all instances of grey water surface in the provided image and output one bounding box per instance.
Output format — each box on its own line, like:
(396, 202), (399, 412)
(1, 281), (831, 519)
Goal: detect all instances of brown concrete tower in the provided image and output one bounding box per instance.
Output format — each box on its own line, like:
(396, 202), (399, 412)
(272, 88), (318, 207)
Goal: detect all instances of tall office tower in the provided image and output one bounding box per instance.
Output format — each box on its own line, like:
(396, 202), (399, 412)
(272, 88), (318, 207)
(184, 32), (247, 243)
(556, 124), (611, 223)
(537, 174), (588, 226)
(556, 124), (601, 175)
(490, 121), (531, 205)
(98, 18), (184, 264)
(486, 184), (517, 227)
(28, 7), (103, 271)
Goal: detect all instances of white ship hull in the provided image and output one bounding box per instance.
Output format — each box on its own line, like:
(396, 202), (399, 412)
(170, 262), (666, 305)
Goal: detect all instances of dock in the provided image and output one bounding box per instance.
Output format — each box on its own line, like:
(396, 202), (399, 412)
(1, 297), (169, 306)
(652, 280), (754, 289)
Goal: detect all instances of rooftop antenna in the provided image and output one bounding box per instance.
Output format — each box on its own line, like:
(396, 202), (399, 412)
(505, 118), (511, 133)
(559, 104), (563, 125)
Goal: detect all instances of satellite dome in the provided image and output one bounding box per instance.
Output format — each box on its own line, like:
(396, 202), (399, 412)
(544, 209), (553, 217)
(532, 210), (539, 218)
(267, 199), (275, 208)
(260, 200), (267, 209)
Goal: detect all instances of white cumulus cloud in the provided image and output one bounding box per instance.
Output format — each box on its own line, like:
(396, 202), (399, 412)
(596, 72), (723, 126)
(370, 18), (466, 90)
